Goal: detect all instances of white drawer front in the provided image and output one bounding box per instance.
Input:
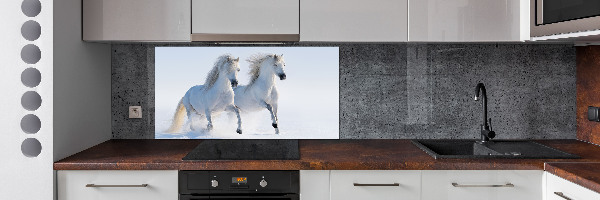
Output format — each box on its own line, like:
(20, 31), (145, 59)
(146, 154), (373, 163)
(546, 172), (600, 200)
(330, 170), (421, 200)
(422, 170), (542, 200)
(57, 170), (178, 200)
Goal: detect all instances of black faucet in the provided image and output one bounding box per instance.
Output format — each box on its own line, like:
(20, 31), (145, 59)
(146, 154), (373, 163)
(474, 83), (495, 143)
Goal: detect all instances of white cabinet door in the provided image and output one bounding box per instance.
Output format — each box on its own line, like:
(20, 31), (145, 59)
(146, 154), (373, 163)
(422, 170), (542, 200)
(57, 170), (178, 200)
(300, 170), (330, 200)
(192, 0), (299, 40)
(409, 0), (529, 42)
(300, 0), (408, 42)
(330, 170), (420, 200)
(83, 0), (191, 41)
(545, 172), (600, 200)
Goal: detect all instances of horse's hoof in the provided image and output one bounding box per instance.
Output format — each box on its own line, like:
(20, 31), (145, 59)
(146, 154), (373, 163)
(272, 123), (278, 128)
(207, 124), (213, 130)
(236, 129), (242, 134)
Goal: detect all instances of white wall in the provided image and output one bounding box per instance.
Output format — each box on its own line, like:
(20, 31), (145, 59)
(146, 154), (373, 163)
(1, 0), (110, 199)
(53, 0), (111, 162)
(0, 0), (54, 199)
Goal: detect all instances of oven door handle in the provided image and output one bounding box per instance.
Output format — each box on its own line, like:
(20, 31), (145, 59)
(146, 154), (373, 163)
(180, 195), (298, 200)
(210, 196), (297, 199)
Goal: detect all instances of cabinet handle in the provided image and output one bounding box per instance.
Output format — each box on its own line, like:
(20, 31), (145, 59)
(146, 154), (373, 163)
(451, 183), (514, 188)
(353, 183), (400, 186)
(86, 184), (149, 188)
(554, 192), (573, 200)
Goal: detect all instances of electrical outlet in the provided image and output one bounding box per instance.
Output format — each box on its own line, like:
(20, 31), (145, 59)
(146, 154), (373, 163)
(129, 106), (142, 119)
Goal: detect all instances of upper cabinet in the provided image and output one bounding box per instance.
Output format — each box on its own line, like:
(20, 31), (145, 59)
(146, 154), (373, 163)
(83, 0), (191, 42)
(191, 0), (300, 41)
(81, 0), (529, 42)
(409, 0), (530, 42)
(300, 0), (408, 42)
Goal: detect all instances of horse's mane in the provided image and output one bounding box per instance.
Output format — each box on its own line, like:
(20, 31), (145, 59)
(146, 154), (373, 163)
(247, 53), (279, 86)
(204, 54), (234, 88)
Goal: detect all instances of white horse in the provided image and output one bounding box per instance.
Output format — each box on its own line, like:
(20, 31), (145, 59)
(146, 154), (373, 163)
(166, 54), (243, 134)
(234, 54), (287, 134)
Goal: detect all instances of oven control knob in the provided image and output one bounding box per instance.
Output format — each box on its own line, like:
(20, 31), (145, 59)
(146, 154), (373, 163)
(211, 180), (219, 188)
(259, 179), (268, 187)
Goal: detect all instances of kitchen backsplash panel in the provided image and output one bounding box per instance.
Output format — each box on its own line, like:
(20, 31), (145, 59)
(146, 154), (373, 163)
(112, 44), (576, 139)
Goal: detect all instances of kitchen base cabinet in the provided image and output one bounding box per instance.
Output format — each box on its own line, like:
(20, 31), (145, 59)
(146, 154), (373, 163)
(545, 172), (600, 200)
(300, 170), (330, 200)
(422, 170), (543, 200)
(57, 170), (178, 200)
(330, 170), (421, 200)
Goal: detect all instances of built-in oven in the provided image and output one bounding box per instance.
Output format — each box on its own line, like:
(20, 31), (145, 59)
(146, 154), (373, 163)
(179, 171), (299, 200)
(531, 0), (600, 37)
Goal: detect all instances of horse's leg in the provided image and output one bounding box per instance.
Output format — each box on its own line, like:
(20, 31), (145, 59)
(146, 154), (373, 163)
(186, 109), (195, 131)
(265, 103), (280, 134)
(229, 105), (243, 134)
(204, 109), (213, 131)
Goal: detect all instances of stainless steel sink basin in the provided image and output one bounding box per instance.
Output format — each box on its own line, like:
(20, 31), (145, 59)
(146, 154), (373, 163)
(412, 140), (579, 159)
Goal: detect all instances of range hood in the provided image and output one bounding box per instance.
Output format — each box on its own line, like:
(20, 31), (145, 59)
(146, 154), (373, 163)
(191, 0), (299, 42)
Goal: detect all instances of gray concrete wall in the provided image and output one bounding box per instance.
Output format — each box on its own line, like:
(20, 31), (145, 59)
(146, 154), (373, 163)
(112, 43), (576, 139)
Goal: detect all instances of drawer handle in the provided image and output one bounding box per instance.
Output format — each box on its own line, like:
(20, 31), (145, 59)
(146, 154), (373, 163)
(353, 183), (400, 187)
(86, 184), (149, 188)
(451, 183), (514, 188)
(554, 192), (573, 200)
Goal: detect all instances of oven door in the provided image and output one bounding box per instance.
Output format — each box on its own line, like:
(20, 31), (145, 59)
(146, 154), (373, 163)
(180, 194), (299, 200)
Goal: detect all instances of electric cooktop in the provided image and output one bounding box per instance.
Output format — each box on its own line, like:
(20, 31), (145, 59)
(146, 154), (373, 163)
(182, 140), (300, 160)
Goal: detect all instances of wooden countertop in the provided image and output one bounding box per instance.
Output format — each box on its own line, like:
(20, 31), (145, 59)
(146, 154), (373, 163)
(545, 162), (600, 194)
(53, 139), (600, 196)
(54, 139), (600, 171)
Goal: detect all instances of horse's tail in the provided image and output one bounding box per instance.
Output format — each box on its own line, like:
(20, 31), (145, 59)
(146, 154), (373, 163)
(166, 98), (186, 133)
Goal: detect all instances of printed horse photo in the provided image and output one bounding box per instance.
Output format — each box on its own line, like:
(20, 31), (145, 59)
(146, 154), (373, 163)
(166, 54), (243, 134)
(234, 54), (287, 134)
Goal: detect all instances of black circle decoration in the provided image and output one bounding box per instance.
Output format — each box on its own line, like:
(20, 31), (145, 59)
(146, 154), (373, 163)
(21, 91), (42, 111)
(21, 138), (42, 157)
(21, 44), (41, 64)
(21, 20), (41, 41)
(20, 114), (41, 134)
(21, 0), (41, 17)
(21, 68), (41, 88)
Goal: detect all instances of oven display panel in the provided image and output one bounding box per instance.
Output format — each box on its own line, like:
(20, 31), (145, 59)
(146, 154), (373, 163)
(232, 177), (247, 184)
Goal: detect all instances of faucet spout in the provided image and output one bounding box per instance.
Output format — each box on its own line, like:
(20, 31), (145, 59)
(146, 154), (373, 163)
(474, 83), (495, 142)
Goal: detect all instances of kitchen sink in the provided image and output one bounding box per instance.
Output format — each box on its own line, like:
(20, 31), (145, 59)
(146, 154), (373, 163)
(412, 140), (579, 159)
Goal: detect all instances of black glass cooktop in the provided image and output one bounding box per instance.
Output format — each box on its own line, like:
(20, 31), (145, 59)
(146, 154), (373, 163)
(182, 140), (300, 160)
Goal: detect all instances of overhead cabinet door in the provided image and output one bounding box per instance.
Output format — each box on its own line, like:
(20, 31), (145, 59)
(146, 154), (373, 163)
(83, 0), (191, 41)
(191, 0), (300, 41)
(409, 0), (529, 42)
(300, 0), (408, 42)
